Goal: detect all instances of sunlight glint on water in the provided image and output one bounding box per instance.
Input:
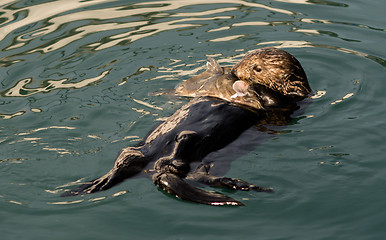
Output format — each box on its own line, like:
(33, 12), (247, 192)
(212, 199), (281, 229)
(1, 0), (386, 239)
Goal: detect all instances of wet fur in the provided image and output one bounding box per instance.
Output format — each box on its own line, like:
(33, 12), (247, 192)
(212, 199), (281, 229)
(62, 47), (311, 206)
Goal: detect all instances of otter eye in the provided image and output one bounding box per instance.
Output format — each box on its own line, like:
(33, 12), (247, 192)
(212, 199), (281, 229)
(253, 66), (262, 72)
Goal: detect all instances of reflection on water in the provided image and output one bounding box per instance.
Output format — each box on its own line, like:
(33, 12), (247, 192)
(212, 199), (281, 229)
(1, 0), (386, 238)
(273, 0), (348, 7)
(47, 190), (128, 205)
(0, 110), (25, 119)
(257, 40), (385, 66)
(16, 126), (77, 135)
(0, 0), (291, 58)
(0, 0), (296, 116)
(1, 0), (384, 106)
(1, 69), (109, 97)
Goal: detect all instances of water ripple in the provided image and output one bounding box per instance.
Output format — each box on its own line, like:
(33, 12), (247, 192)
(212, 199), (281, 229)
(257, 40), (386, 67)
(273, 0), (349, 7)
(0, 0), (292, 56)
(1, 69), (110, 97)
(1, 0), (386, 238)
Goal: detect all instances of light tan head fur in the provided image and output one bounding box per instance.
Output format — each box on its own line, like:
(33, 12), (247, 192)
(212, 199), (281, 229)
(231, 47), (311, 99)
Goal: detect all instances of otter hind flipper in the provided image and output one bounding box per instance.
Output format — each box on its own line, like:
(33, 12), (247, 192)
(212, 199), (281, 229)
(61, 170), (120, 197)
(62, 147), (148, 197)
(60, 181), (96, 197)
(153, 172), (244, 206)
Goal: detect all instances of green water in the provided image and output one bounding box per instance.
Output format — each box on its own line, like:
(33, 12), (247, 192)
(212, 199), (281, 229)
(1, 0), (385, 239)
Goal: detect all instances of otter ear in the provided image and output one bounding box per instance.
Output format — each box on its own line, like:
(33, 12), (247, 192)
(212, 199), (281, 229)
(206, 57), (223, 75)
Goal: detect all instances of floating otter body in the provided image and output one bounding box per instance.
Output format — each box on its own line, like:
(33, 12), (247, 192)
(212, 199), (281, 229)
(62, 47), (311, 206)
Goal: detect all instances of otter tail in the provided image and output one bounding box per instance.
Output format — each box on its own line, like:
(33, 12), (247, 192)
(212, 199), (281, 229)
(152, 172), (244, 206)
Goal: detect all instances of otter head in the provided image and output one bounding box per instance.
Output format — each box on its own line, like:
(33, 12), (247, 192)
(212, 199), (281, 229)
(231, 47), (311, 108)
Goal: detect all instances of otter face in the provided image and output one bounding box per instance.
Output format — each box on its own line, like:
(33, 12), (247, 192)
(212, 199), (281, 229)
(231, 47), (311, 99)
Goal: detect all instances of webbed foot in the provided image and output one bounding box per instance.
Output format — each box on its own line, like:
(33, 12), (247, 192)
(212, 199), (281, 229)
(152, 172), (244, 206)
(186, 164), (273, 193)
(61, 147), (147, 197)
(61, 169), (121, 197)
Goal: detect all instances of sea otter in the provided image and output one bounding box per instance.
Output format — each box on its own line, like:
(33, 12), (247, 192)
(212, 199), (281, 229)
(62, 47), (311, 206)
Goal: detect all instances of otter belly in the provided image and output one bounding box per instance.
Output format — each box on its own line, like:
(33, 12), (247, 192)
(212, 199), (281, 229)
(61, 47), (311, 206)
(61, 97), (272, 205)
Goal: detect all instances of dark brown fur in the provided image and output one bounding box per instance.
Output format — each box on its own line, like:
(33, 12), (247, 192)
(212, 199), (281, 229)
(62, 47), (311, 206)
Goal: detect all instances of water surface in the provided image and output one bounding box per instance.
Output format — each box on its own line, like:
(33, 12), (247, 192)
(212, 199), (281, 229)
(1, 0), (386, 239)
